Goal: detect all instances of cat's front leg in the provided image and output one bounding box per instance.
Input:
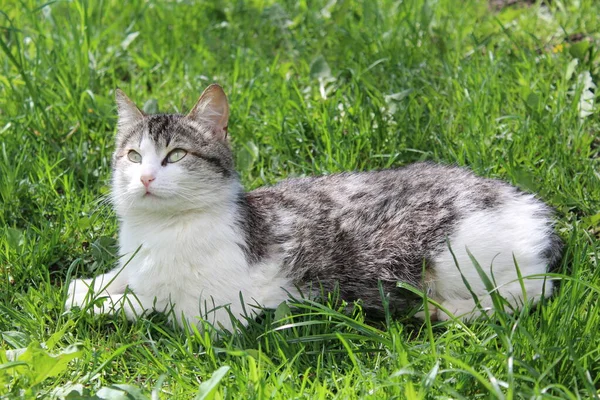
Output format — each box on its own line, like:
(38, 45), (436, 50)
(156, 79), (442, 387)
(66, 269), (128, 314)
(67, 267), (126, 298)
(66, 269), (159, 321)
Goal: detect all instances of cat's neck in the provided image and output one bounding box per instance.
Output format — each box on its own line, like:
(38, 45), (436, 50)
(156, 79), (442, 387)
(118, 196), (248, 275)
(117, 182), (274, 268)
(120, 204), (236, 229)
(118, 181), (245, 227)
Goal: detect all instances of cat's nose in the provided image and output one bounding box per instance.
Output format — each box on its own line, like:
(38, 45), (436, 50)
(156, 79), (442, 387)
(140, 174), (156, 188)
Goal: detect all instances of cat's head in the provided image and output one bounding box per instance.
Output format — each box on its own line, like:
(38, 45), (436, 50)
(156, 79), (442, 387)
(111, 84), (239, 217)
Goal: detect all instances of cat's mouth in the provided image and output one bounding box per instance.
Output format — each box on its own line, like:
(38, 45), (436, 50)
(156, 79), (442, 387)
(140, 188), (164, 199)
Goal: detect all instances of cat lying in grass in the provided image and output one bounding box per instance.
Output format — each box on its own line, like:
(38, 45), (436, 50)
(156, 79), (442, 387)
(66, 84), (563, 331)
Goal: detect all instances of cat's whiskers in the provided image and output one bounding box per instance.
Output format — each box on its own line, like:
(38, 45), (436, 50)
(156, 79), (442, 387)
(173, 188), (203, 201)
(96, 193), (115, 208)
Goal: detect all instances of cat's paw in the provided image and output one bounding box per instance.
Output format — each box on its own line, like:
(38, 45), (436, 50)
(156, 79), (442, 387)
(64, 290), (91, 311)
(436, 298), (491, 322)
(65, 279), (118, 315)
(67, 278), (92, 298)
(65, 279), (90, 311)
(413, 303), (440, 321)
(65, 284), (151, 322)
(65, 291), (126, 316)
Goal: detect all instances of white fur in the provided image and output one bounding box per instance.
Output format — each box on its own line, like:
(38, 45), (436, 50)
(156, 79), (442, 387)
(67, 134), (295, 332)
(430, 189), (554, 320)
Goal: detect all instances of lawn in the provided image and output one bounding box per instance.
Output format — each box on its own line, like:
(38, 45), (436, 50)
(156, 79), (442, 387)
(1, 0), (599, 398)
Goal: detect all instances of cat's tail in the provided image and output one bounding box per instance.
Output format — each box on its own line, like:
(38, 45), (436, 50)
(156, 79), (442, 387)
(544, 231), (564, 273)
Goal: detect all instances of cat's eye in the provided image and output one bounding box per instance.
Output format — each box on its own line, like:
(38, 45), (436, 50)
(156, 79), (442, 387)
(127, 150), (142, 163)
(166, 149), (187, 163)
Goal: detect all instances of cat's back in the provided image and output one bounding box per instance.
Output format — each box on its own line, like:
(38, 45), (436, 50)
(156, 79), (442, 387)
(245, 161), (557, 269)
(250, 162), (510, 215)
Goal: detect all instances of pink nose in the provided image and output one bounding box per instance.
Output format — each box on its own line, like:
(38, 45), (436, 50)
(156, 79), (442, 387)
(140, 175), (155, 188)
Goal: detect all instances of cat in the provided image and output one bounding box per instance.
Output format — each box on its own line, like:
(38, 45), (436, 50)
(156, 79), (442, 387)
(65, 84), (563, 331)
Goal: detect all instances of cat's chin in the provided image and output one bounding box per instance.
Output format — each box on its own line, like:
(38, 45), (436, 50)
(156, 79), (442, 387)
(133, 187), (171, 201)
(120, 194), (215, 217)
(130, 190), (163, 202)
(137, 192), (178, 207)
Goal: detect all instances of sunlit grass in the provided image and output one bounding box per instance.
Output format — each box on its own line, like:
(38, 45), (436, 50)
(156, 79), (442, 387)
(1, 0), (599, 398)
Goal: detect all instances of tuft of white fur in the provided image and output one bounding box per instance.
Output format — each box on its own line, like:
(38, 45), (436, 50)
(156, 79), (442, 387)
(430, 189), (554, 320)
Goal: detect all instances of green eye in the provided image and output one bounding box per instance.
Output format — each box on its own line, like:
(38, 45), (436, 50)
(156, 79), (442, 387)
(166, 149), (187, 163)
(127, 150), (142, 163)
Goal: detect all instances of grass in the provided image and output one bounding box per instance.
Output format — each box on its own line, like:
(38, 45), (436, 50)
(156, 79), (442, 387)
(0, 0), (599, 398)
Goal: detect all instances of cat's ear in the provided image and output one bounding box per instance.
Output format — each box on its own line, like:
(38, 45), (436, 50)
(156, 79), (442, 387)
(115, 88), (144, 133)
(186, 84), (229, 140)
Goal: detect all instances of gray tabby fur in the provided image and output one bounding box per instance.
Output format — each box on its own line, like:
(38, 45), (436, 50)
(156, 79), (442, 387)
(240, 164), (562, 314)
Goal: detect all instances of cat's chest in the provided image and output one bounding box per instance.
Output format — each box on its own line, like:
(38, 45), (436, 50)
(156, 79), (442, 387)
(119, 218), (247, 282)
